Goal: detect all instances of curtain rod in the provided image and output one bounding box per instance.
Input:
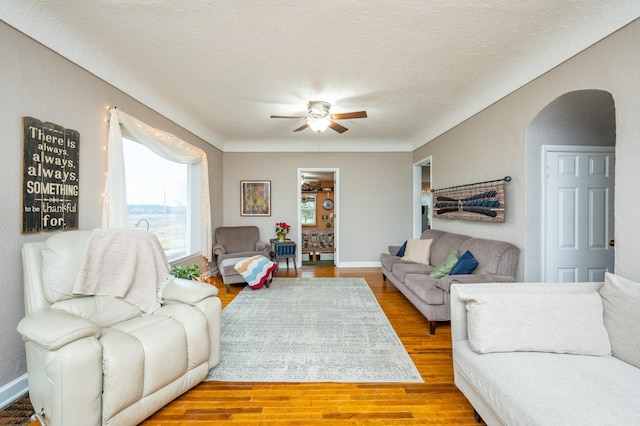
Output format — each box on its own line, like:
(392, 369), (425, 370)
(431, 176), (511, 194)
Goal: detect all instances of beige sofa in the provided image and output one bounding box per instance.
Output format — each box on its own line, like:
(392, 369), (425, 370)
(18, 230), (222, 426)
(450, 274), (640, 425)
(380, 229), (519, 334)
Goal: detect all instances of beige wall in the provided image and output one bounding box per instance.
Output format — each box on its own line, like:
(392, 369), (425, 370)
(414, 18), (640, 282)
(222, 152), (414, 265)
(0, 22), (223, 394)
(3, 14), (640, 400)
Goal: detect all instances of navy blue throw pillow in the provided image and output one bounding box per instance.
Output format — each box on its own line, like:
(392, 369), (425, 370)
(451, 250), (479, 275)
(396, 241), (408, 257)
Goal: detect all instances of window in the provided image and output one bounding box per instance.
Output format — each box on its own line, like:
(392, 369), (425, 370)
(300, 195), (316, 226)
(122, 137), (201, 261)
(104, 108), (212, 262)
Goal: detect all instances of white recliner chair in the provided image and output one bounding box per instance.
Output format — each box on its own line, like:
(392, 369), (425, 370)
(17, 230), (222, 426)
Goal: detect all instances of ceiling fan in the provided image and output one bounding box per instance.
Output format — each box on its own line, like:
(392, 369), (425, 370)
(270, 101), (367, 133)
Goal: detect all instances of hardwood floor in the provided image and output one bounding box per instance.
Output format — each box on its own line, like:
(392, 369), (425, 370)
(139, 265), (482, 425)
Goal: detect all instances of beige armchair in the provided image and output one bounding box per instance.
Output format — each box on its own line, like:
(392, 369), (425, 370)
(213, 226), (271, 292)
(17, 230), (222, 426)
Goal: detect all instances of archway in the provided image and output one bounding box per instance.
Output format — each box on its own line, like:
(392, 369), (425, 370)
(524, 90), (616, 281)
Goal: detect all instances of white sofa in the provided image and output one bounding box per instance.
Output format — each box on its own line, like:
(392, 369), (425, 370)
(17, 230), (222, 426)
(450, 273), (640, 425)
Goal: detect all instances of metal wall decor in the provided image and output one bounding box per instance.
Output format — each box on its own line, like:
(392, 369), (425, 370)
(431, 176), (510, 223)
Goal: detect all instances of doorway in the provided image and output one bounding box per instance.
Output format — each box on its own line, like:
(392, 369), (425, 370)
(413, 157), (432, 238)
(525, 90), (616, 282)
(543, 146), (615, 282)
(298, 168), (338, 266)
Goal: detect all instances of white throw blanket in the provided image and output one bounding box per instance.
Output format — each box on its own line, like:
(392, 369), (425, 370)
(73, 229), (173, 313)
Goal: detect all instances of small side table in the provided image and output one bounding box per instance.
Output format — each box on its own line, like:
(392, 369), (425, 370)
(270, 239), (297, 275)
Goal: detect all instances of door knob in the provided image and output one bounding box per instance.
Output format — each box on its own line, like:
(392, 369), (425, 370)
(609, 240), (615, 247)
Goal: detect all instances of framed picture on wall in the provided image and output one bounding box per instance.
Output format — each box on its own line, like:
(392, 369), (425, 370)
(240, 180), (271, 216)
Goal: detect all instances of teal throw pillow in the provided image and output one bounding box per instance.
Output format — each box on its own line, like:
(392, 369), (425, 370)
(451, 250), (479, 275)
(429, 249), (459, 279)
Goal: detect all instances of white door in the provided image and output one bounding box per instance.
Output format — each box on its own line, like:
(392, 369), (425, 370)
(543, 146), (615, 282)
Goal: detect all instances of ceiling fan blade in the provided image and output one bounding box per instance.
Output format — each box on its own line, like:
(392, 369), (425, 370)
(330, 111), (367, 120)
(293, 123), (309, 132)
(328, 121), (348, 133)
(271, 115), (307, 119)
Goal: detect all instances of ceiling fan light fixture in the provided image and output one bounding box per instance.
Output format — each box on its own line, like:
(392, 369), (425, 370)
(308, 117), (331, 133)
(308, 101), (331, 118)
(271, 100), (365, 134)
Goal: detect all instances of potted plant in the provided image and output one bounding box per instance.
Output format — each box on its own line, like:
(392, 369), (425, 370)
(171, 263), (201, 281)
(275, 222), (291, 241)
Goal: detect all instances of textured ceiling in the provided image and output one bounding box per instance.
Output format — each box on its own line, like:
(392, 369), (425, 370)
(2, 1), (639, 152)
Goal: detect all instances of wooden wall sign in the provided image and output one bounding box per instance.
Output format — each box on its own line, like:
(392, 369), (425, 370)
(432, 177), (510, 223)
(22, 117), (80, 233)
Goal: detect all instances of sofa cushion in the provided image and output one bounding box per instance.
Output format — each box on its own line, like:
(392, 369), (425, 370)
(429, 249), (459, 279)
(404, 274), (445, 305)
(402, 239), (433, 265)
(458, 237), (519, 277)
(600, 272), (640, 369)
(459, 292), (611, 356)
(391, 261), (433, 282)
(427, 232), (470, 267)
(42, 231), (92, 303)
(108, 316), (188, 398)
(153, 303), (211, 369)
(451, 250), (478, 275)
(418, 229), (448, 246)
(380, 253), (409, 272)
(52, 296), (142, 327)
(219, 257), (249, 278)
(453, 340), (640, 425)
(214, 226), (261, 254)
(436, 273), (516, 293)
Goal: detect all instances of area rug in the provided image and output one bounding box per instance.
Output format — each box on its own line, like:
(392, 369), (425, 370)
(206, 277), (423, 383)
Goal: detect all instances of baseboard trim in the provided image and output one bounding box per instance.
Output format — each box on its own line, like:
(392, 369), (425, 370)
(0, 374), (28, 410)
(336, 261), (381, 268)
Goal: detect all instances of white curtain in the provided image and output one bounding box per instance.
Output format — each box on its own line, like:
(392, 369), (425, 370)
(102, 108), (213, 261)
